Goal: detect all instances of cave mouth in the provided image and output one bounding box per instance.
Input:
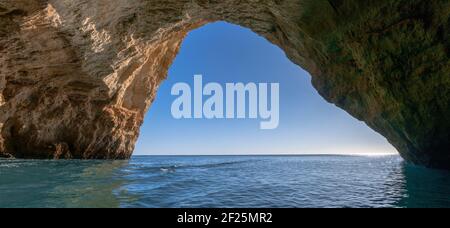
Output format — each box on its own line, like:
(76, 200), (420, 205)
(2, 1), (447, 169)
(133, 22), (397, 156)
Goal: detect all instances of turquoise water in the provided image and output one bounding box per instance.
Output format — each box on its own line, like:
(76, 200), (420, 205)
(0, 155), (449, 208)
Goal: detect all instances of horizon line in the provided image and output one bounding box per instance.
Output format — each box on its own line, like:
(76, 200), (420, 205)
(133, 153), (399, 157)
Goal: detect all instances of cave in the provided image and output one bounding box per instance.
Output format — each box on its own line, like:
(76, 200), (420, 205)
(0, 1), (448, 169)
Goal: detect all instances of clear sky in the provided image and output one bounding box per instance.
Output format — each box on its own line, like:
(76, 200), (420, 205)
(134, 22), (397, 156)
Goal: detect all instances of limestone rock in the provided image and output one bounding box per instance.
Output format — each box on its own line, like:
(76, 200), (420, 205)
(0, 0), (448, 168)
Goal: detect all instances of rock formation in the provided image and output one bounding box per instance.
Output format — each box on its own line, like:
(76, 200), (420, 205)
(0, 0), (448, 168)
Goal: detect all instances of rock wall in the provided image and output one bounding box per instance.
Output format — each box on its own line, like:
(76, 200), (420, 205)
(0, 1), (448, 168)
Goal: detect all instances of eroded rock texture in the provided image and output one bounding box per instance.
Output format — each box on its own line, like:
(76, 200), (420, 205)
(0, 0), (449, 168)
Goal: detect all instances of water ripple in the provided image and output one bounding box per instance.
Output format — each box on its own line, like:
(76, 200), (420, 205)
(1, 155), (450, 208)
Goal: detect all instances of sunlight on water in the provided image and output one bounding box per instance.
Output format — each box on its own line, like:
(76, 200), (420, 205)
(1, 155), (449, 208)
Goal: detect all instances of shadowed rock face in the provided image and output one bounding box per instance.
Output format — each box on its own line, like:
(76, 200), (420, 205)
(0, 1), (448, 168)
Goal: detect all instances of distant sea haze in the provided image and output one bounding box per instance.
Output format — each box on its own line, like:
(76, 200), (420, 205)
(1, 155), (450, 208)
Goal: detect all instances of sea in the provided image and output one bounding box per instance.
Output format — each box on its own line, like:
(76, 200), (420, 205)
(1, 155), (449, 208)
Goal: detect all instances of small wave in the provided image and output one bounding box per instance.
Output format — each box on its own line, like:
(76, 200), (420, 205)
(136, 160), (256, 173)
(0, 163), (19, 168)
(160, 167), (176, 173)
(169, 160), (254, 170)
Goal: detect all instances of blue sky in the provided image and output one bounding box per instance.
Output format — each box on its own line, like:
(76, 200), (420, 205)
(134, 22), (397, 155)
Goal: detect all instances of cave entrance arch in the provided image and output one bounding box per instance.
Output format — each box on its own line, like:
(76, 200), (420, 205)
(1, 1), (448, 169)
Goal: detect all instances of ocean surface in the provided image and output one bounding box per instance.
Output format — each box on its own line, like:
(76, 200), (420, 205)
(1, 155), (450, 208)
